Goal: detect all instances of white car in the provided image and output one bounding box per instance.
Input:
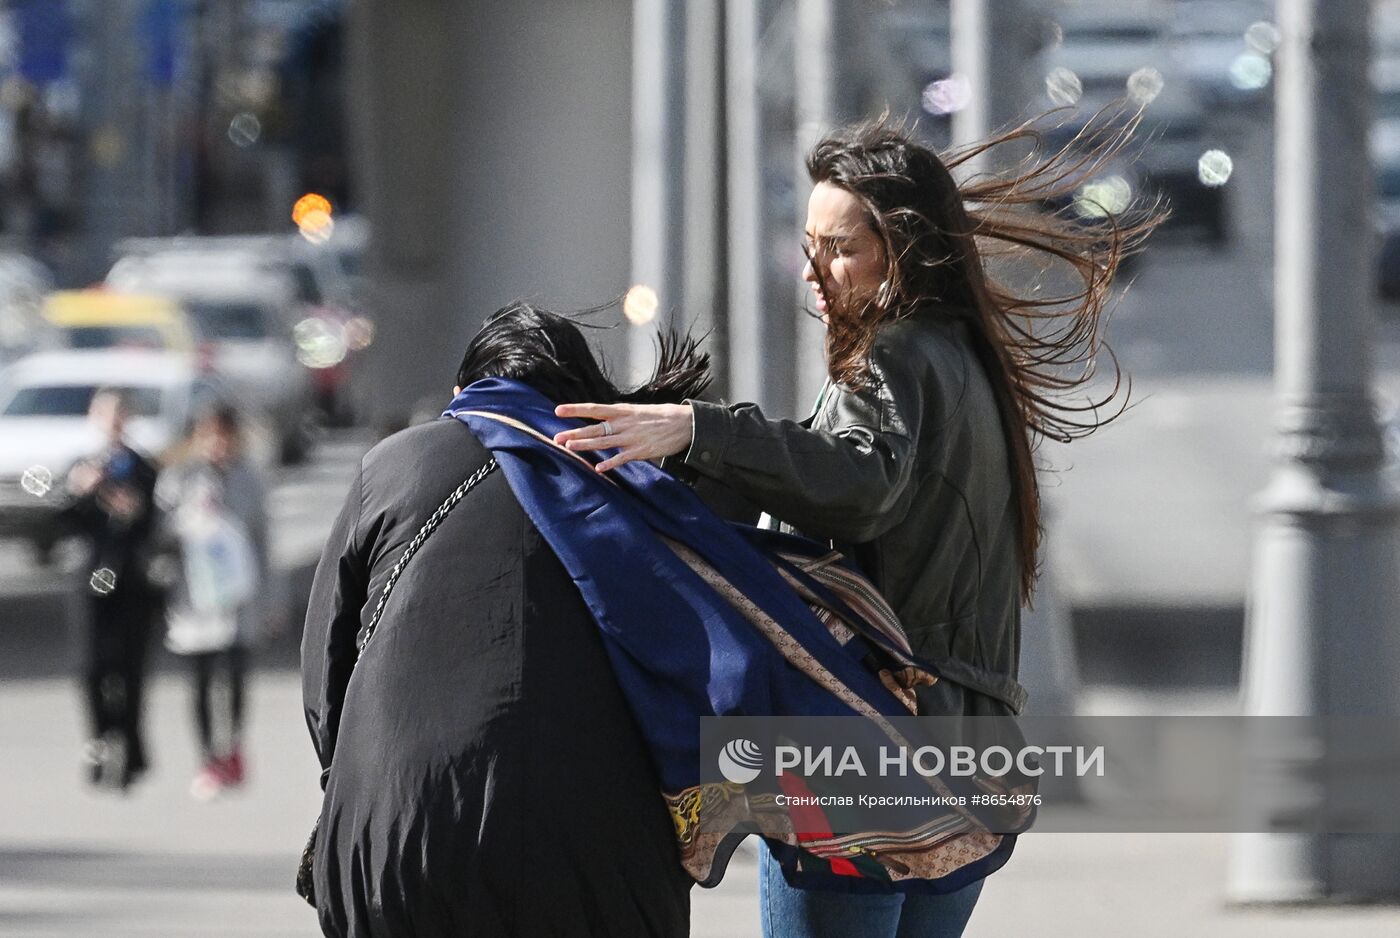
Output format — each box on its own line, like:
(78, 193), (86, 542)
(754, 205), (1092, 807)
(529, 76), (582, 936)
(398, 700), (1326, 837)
(0, 350), (222, 563)
(112, 234), (372, 425)
(106, 250), (316, 462)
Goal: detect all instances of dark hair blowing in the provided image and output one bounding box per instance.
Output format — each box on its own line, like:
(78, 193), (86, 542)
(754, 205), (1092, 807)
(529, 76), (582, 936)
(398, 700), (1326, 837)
(456, 300), (711, 407)
(804, 109), (1166, 602)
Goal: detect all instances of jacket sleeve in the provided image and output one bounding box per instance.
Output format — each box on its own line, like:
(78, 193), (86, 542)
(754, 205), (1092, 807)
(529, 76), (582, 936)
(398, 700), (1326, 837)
(301, 460), (368, 789)
(679, 335), (928, 542)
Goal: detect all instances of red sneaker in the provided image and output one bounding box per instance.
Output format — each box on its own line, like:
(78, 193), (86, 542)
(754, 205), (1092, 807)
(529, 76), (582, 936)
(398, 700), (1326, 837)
(219, 748), (246, 787)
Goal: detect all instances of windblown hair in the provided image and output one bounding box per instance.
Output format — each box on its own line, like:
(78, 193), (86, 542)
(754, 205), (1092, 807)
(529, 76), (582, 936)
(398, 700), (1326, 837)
(804, 107), (1167, 602)
(456, 300), (712, 407)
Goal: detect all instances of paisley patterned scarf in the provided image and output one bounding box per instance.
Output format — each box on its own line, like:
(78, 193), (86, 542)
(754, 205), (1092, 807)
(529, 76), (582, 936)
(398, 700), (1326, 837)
(444, 377), (1030, 895)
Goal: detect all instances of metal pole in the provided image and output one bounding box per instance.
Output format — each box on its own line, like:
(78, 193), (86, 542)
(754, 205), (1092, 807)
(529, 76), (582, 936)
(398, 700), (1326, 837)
(724, 0), (767, 407)
(682, 0), (728, 396)
(1229, 0), (1400, 902)
(792, 0), (835, 414)
(629, 0), (686, 385)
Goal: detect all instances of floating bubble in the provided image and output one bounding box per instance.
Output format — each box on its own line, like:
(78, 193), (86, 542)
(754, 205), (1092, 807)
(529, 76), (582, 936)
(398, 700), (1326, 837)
(922, 74), (971, 115)
(228, 112), (261, 147)
(298, 209), (335, 244)
(1244, 21), (1281, 55)
(294, 317), (348, 368)
(20, 465), (52, 498)
(1073, 175), (1133, 219)
(1045, 67), (1082, 107)
(623, 285), (659, 325)
(1229, 52), (1272, 91)
(344, 316), (375, 351)
(89, 567), (117, 595)
(1126, 67), (1164, 106)
(1198, 149), (1234, 187)
(1044, 21), (1064, 50)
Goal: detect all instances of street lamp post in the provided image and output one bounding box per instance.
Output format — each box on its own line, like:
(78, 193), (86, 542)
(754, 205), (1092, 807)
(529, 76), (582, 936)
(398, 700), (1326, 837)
(1228, 0), (1400, 902)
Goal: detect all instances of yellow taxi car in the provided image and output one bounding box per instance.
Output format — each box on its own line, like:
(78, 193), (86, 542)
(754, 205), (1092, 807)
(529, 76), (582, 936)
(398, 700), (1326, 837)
(41, 289), (196, 354)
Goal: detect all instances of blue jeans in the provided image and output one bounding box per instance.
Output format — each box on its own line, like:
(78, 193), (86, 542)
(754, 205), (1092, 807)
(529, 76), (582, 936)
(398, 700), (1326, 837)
(758, 841), (985, 938)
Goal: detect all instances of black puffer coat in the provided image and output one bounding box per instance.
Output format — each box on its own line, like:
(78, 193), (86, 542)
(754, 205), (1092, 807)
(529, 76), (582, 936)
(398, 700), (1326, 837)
(301, 418), (691, 937)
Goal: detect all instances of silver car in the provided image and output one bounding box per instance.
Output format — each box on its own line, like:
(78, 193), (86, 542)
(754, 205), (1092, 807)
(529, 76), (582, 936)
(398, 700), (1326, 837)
(106, 251), (316, 463)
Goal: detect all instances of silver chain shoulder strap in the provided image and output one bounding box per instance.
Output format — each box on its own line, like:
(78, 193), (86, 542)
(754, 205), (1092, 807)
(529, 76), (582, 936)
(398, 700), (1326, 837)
(355, 457), (499, 655)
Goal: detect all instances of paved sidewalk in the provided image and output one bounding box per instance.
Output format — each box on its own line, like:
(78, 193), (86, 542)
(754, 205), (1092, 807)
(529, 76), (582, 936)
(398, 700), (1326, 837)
(3, 672), (1400, 936)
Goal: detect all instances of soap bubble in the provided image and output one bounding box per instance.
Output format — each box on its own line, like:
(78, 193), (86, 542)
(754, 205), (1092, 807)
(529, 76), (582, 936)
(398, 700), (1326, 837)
(20, 465), (52, 498)
(89, 567), (117, 595)
(1127, 67), (1164, 106)
(1045, 67), (1083, 106)
(1198, 150), (1234, 187)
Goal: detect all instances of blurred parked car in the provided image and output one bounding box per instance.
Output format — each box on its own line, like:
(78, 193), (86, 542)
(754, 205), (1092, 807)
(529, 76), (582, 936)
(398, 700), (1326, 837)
(1041, 4), (1168, 114)
(106, 251), (316, 463)
(1166, 0), (1274, 110)
(0, 350), (223, 564)
(1037, 7), (1228, 245)
(40, 290), (197, 355)
(112, 235), (370, 425)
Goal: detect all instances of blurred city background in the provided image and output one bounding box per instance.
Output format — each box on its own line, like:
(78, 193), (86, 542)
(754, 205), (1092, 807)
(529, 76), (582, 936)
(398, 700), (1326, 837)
(3, 0), (1400, 934)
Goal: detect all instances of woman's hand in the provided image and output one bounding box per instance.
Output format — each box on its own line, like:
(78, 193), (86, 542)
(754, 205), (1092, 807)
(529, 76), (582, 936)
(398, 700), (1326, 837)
(553, 402), (694, 473)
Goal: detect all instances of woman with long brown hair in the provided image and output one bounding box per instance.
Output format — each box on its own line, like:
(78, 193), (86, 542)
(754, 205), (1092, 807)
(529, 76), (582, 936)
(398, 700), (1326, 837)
(554, 113), (1162, 937)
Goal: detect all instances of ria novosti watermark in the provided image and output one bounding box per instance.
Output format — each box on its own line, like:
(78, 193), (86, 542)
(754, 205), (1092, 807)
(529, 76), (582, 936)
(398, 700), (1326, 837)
(699, 715), (1400, 834)
(718, 738), (1102, 782)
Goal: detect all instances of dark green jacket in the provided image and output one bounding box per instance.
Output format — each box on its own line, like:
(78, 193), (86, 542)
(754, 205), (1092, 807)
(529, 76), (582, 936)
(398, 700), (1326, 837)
(679, 313), (1027, 715)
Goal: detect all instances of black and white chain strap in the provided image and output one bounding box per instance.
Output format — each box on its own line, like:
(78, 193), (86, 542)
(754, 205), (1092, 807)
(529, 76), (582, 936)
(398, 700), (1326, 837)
(354, 457), (499, 655)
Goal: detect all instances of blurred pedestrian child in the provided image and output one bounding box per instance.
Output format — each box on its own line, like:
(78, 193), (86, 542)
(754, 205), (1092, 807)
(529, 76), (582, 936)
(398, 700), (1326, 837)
(156, 401), (274, 800)
(62, 387), (162, 792)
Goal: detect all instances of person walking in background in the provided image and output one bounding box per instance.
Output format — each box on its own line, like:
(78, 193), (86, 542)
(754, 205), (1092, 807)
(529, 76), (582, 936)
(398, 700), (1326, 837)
(156, 402), (274, 800)
(62, 387), (162, 792)
(551, 116), (1163, 938)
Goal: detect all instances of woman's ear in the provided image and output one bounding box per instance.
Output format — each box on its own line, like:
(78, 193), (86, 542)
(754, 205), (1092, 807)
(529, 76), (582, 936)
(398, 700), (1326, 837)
(453, 386), (462, 395)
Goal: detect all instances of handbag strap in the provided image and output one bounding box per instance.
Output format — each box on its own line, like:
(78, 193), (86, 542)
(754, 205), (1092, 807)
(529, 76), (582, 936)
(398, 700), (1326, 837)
(355, 457), (499, 654)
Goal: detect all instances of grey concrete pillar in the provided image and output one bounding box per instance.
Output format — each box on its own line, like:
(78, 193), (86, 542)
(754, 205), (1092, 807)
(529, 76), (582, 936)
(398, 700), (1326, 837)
(345, 0), (456, 432)
(349, 0), (633, 431)
(1228, 0), (1400, 902)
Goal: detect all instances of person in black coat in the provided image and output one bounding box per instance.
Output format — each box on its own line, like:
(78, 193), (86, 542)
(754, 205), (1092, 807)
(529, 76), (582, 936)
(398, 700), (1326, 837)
(300, 304), (703, 938)
(61, 387), (162, 790)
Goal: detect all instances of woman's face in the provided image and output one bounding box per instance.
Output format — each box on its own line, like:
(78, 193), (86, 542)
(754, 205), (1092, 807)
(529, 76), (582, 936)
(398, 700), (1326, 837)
(802, 181), (887, 324)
